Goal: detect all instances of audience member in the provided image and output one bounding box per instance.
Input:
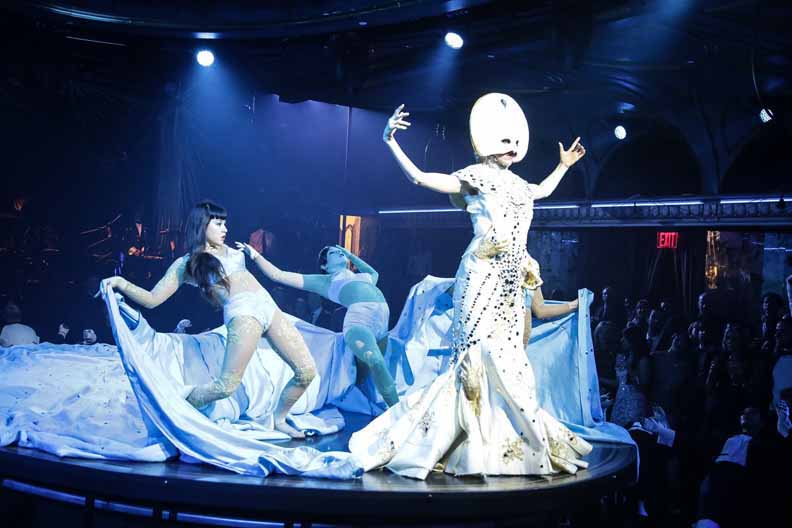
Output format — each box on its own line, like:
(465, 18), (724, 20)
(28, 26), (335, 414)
(174, 319), (193, 334)
(307, 292), (334, 329)
(0, 300), (39, 347)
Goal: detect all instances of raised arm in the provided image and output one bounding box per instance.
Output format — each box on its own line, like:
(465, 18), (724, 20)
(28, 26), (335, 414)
(335, 245), (379, 284)
(531, 287), (579, 319)
(103, 257), (186, 309)
(531, 137), (586, 200)
(384, 105), (462, 194)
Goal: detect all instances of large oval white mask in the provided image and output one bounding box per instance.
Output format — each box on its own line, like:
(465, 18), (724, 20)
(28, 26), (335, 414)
(469, 93), (529, 163)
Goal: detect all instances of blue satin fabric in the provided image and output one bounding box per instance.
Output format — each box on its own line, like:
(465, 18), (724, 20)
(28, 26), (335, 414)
(374, 276), (633, 447)
(2, 277), (630, 479)
(100, 284), (362, 478)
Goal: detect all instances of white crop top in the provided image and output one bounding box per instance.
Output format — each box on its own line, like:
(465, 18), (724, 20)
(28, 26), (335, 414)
(327, 269), (373, 304)
(184, 246), (247, 286)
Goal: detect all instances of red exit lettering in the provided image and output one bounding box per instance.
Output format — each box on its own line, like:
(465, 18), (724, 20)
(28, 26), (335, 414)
(657, 232), (679, 249)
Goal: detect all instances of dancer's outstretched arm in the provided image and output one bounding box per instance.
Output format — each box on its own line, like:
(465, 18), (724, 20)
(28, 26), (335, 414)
(383, 105), (462, 194)
(333, 245), (379, 285)
(532, 138), (586, 200)
(523, 287), (579, 346)
(531, 287), (578, 319)
(100, 257), (186, 309)
(235, 243), (325, 294)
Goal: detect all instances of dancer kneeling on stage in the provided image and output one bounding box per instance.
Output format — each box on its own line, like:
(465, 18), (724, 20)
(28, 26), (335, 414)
(235, 242), (399, 407)
(100, 200), (315, 438)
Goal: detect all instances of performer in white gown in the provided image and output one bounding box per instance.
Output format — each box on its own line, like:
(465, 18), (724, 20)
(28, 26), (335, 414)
(349, 94), (593, 479)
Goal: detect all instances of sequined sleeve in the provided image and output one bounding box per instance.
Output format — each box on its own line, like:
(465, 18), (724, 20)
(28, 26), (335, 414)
(451, 164), (490, 194)
(121, 256), (187, 309)
(449, 164), (489, 209)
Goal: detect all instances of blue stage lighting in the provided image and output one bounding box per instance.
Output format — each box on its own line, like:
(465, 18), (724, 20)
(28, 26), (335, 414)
(760, 108), (773, 123)
(444, 32), (463, 49)
(614, 125), (627, 140)
(196, 50), (215, 67)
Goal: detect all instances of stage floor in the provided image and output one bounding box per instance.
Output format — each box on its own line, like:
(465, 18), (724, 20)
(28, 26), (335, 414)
(0, 413), (636, 525)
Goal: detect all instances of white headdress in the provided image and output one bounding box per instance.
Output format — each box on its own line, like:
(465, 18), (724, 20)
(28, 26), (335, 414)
(469, 93), (529, 163)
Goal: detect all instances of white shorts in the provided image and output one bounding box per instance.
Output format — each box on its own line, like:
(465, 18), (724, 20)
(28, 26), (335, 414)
(343, 302), (390, 340)
(223, 290), (277, 331)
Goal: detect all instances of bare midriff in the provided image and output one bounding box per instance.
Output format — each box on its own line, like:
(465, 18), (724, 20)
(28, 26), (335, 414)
(213, 270), (265, 304)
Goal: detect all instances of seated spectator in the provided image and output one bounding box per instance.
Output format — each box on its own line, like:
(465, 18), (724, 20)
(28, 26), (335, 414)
(629, 407), (678, 525)
(772, 315), (792, 408)
(623, 296), (634, 321)
(52, 322), (72, 344)
(594, 286), (627, 328)
(647, 308), (670, 353)
(80, 328), (97, 345)
(695, 319), (724, 381)
(761, 292), (784, 349)
(694, 406), (776, 528)
(629, 299), (650, 336)
(293, 296), (311, 322)
(0, 300), (39, 347)
(611, 325), (650, 427)
(307, 292), (334, 329)
(704, 353), (751, 441)
(650, 316), (694, 428)
(594, 320), (621, 394)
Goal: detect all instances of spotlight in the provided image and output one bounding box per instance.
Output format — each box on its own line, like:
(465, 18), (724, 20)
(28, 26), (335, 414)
(759, 108), (773, 123)
(614, 125), (627, 140)
(444, 32), (463, 49)
(196, 50), (215, 67)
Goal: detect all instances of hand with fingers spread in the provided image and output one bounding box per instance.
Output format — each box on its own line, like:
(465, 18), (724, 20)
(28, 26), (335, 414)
(383, 104), (412, 142)
(235, 242), (261, 261)
(473, 238), (510, 259)
(333, 244), (352, 257)
(559, 137), (586, 168)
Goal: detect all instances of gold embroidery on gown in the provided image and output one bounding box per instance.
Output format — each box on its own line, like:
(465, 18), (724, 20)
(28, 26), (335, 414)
(502, 438), (525, 464)
(348, 164), (592, 479)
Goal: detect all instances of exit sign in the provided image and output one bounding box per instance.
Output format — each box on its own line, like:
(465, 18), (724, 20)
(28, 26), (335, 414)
(657, 232), (679, 249)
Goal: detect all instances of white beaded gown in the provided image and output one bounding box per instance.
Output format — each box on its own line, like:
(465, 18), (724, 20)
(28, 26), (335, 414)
(349, 163), (593, 479)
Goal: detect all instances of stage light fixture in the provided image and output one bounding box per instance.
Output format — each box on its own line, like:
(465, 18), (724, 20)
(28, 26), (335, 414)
(196, 50), (215, 67)
(444, 32), (463, 49)
(760, 108), (773, 123)
(614, 125), (626, 140)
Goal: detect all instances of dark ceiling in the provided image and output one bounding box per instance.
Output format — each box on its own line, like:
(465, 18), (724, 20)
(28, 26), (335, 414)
(2, 0), (791, 198)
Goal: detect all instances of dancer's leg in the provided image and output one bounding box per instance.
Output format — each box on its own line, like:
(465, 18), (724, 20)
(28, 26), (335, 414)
(345, 325), (399, 406)
(187, 315), (262, 409)
(264, 310), (317, 438)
